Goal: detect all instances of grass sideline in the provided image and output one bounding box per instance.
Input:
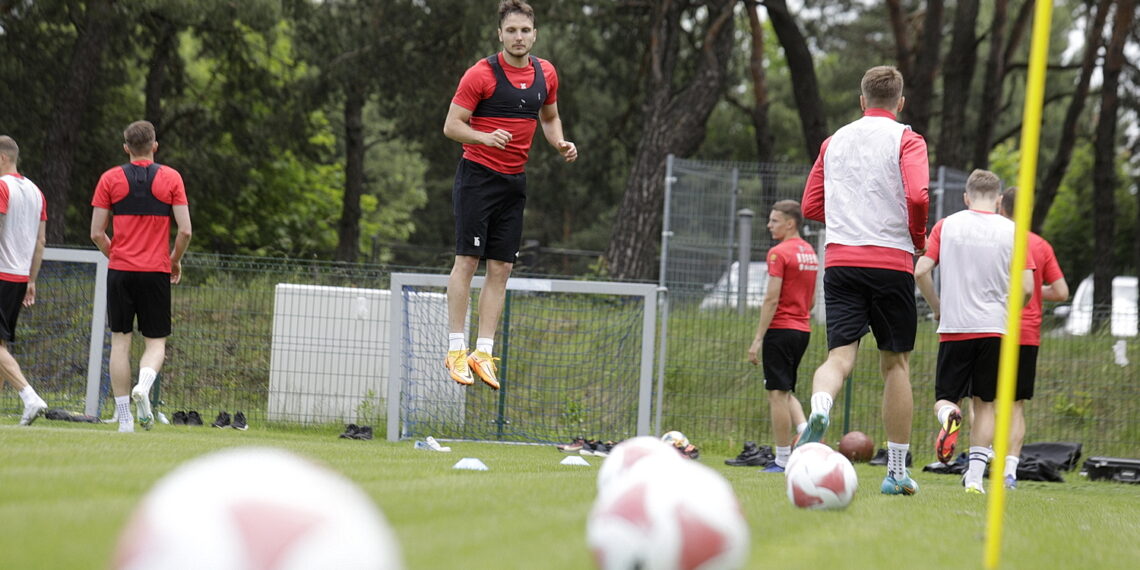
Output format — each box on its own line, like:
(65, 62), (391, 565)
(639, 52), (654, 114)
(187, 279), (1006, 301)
(3, 421), (1139, 569)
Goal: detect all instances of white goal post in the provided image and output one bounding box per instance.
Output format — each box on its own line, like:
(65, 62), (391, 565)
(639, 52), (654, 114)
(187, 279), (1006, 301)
(386, 273), (659, 443)
(42, 247), (109, 416)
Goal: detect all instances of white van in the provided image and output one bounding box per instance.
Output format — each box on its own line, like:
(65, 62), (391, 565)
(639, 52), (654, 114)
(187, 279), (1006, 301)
(699, 261), (768, 310)
(1056, 275), (1138, 337)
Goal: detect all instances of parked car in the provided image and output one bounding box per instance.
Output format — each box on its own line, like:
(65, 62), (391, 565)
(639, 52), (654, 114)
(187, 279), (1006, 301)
(1055, 275), (1138, 337)
(699, 261), (768, 310)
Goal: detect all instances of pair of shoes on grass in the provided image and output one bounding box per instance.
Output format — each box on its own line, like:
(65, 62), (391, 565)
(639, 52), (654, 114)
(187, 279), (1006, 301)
(339, 424), (373, 440)
(172, 410), (204, 426)
(210, 411), (249, 430)
(725, 441), (774, 467)
(580, 440), (616, 457)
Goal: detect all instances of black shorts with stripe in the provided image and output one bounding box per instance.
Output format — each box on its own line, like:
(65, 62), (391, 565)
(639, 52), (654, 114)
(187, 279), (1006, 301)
(0, 280), (28, 342)
(107, 269), (171, 338)
(452, 158), (526, 263)
(762, 328), (811, 392)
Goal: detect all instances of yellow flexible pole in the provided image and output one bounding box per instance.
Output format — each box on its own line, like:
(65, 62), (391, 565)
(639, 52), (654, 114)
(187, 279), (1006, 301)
(985, 0), (1053, 567)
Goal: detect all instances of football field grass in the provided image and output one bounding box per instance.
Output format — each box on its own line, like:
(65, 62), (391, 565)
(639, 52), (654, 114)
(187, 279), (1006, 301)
(2, 421), (1138, 569)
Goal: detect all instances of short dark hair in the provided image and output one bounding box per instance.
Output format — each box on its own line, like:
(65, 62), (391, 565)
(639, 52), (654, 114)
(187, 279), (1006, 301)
(123, 121), (156, 156)
(499, 0), (535, 27)
(0, 135), (18, 164)
(861, 66), (904, 109)
(1001, 187), (1018, 215)
(771, 199), (803, 230)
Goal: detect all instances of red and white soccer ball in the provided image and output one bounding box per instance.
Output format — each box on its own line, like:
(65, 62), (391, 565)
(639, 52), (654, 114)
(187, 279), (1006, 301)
(785, 442), (858, 510)
(597, 435), (682, 492)
(587, 455), (750, 570)
(113, 447), (403, 570)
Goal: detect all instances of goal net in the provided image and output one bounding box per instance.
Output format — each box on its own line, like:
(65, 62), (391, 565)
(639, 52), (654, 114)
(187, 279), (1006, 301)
(386, 273), (658, 444)
(2, 248), (107, 420)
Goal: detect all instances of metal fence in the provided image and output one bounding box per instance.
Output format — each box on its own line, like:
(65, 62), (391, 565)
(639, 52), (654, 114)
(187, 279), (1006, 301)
(658, 156), (1138, 459)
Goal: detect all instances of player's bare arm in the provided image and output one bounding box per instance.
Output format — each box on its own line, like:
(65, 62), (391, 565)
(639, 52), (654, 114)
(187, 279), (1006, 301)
(443, 103), (512, 149)
(90, 207), (112, 258)
(539, 102), (577, 162)
(748, 276), (783, 365)
(914, 256), (940, 320)
(170, 204), (192, 285)
(24, 220), (45, 307)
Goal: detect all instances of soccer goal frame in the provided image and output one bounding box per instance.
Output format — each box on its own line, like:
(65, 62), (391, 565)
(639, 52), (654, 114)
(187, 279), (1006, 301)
(41, 247), (109, 416)
(386, 272), (659, 443)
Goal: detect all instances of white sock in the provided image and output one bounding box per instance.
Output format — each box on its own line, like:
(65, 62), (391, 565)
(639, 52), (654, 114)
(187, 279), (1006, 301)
(775, 445), (791, 467)
(448, 333), (467, 352)
(795, 422), (807, 434)
(810, 392), (833, 417)
(937, 404), (956, 426)
(115, 396), (133, 425)
(136, 367), (158, 393)
(18, 385), (41, 406)
(887, 441), (910, 480)
(476, 337), (494, 355)
(1005, 455), (1020, 478)
(965, 446), (992, 487)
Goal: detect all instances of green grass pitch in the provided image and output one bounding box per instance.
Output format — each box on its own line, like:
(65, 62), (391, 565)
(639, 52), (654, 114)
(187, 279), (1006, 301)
(2, 420), (1138, 569)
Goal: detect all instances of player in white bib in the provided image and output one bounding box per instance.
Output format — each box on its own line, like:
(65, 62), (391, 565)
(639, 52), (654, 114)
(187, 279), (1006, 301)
(915, 169), (1034, 494)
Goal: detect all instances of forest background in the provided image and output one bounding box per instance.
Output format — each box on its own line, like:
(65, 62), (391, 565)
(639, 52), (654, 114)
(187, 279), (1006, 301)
(0, 0), (1137, 309)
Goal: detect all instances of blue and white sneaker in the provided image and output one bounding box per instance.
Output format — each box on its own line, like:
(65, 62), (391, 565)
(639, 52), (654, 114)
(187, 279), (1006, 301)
(795, 412), (829, 448)
(760, 463), (785, 473)
(881, 470), (919, 495)
(1003, 475), (1017, 489)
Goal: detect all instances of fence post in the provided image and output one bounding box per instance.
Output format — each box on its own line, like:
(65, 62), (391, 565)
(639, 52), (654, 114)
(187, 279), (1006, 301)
(736, 208), (754, 316)
(659, 154), (675, 287)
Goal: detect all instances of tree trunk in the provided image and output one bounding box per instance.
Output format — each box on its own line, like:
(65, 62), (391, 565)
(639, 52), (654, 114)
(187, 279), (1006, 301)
(901, 0), (943, 136)
(884, 0), (913, 81)
(41, 0), (116, 244)
(603, 0), (735, 280)
(336, 82), (366, 262)
(970, 0), (1007, 169)
(144, 14), (179, 136)
(745, 1), (773, 163)
(764, 0), (827, 160)
(1091, 0), (1134, 330)
(1033, 0), (1109, 232)
(935, 0), (978, 168)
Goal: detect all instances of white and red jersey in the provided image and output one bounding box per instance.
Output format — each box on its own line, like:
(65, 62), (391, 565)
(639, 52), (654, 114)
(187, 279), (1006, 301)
(0, 173), (47, 282)
(451, 52), (560, 174)
(767, 237), (819, 332)
(802, 108), (929, 273)
(1020, 232), (1065, 346)
(924, 210), (1035, 341)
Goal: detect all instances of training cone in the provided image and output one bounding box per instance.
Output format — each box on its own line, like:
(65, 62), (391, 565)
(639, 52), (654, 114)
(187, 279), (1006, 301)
(561, 456), (590, 466)
(452, 458), (489, 471)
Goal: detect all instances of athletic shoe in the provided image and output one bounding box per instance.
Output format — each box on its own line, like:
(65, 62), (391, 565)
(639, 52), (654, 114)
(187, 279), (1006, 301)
(339, 424), (360, 439)
(760, 463), (785, 473)
(212, 411), (232, 428)
(352, 425), (374, 440)
(557, 437), (587, 453)
(796, 413), (829, 448)
(936, 409), (963, 464)
(678, 443), (700, 460)
(725, 442), (773, 467)
(880, 470), (920, 495)
(467, 350), (500, 390)
(869, 448), (913, 467)
(965, 481), (986, 494)
(1004, 475), (1017, 490)
(186, 410), (204, 426)
(118, 422), (135, 433)
(231, 411), (248, 431)
(445, 350), (474, 386)
(425, 436), (451, 452)
(18, 398), (48, 426)
(172, 411), (188, 425)
(579, 440), (601, 456)
(131, 386), (154, 431)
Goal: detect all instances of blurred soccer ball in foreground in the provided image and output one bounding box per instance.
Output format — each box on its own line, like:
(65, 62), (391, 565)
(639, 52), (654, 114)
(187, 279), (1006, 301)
(597, 435), (682, 492)
(660, 430), (689, 449)
(785, 442), (858, 510)
(113, 446), (403, 570)
(587, 455), (749, 569)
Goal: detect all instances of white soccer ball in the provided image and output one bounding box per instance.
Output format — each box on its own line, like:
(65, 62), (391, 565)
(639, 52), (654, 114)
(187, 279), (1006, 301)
(597, 436), (682, 492)
(113, 447), (403, 570)
(785, 443), (858, 510)
(587, 456), (750, 570)
(660, 430), (689, 449)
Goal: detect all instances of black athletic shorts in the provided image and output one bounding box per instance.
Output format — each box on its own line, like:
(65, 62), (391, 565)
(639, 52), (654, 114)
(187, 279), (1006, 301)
(0, 280), (27, 342)
(1015, 344), (1039, 401)
(452, 158), (527, 263)
(762, 328), (811, 392)
(107, 269), (171, 338)
(935, 337), (1002, 403)
(823, 266), (917, 352)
